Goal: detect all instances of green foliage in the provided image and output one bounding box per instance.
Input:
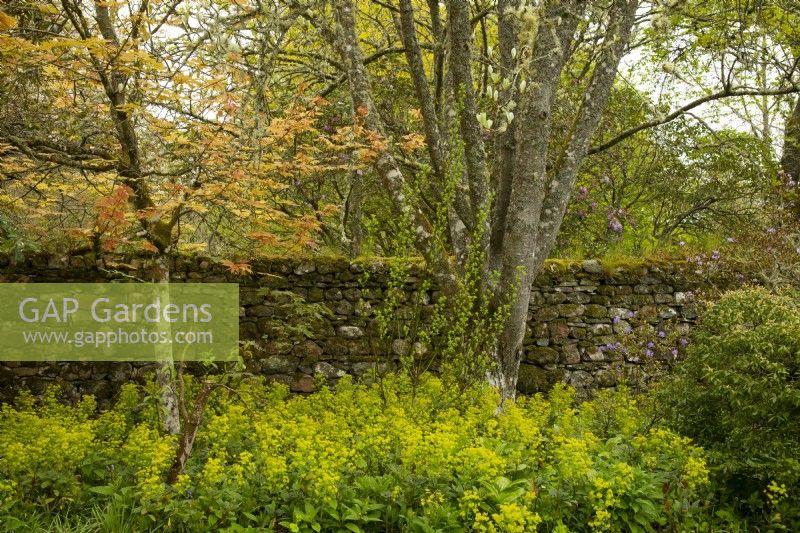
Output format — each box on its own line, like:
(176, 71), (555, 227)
(655, 288), (800, 527)
(558, 89), (776, 259)
(257, 288), (334, 342)
(0, 376), (712, 532)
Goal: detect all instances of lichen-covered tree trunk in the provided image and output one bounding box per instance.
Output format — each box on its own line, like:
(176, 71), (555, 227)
(489, 0), (638, 403)
(152, 254), (181, 436)
(91, 1), (182, 434)
(782, 96), (800, 196)
(331, 0), (638, 404)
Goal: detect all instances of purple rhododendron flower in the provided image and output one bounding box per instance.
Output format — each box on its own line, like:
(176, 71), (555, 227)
(657, 330), (666, 338)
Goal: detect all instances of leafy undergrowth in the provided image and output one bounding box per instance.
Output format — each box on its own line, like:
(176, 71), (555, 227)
(0, 375), (721, 533)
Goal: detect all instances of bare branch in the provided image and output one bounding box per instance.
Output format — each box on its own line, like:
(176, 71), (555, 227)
(589, 85), (800, 155)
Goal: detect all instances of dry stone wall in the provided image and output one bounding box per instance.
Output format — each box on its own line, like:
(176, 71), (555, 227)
(0, 253), (721, 404)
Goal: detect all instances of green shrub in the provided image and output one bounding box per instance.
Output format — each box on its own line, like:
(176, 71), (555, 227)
(655, 287), (800, 524)
(0, 375), (711, 532)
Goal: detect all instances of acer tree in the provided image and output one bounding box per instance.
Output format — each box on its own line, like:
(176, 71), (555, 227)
(0, 1), (363, 432)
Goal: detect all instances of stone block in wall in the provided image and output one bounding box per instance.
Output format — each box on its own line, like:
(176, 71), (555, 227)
(674, 291), (693, 304)
(352, 361), (391, 375)
(565, 370), (594, 391)
(239, 321), (259, 340)
(549, 320), (571, 342)
(565, 292), (591, 304)
(354, 299), (372, 316)
(681, 304), (698, 319)
(545, 291), (568, 304)
(325, 338), (350, 356)
(294, 262), (316, 275)
(584, 346), (609, 362)
(584, 304), (607, 318)
(349, 340), (372, 356)
(12, 366), (40, 377)
(307, 287), (324, 301)
(609, 307), (633, 319)
(263, 340), (293, 355)
(531, 321), (549, 339)
(262, 355), (299, 374)
(612, 319), (632, 334)
(517, 364), (564, 395)
(581, 259), (603, 273)
(290, 373), (315, 393)
(527, 346), (558, 364)
(325, 288), (343, 301)
(658, 306), (678, 319)
(570, 326), (587, 340)
(535, 306), (560, 321)
(590, 294), (612, 305)
(589, 323), (612, 336)
(557, 304), (585, 318)
(247, 305), (274, 317)
(343, 288), (362, 301)
(635, 305), (658, 322)
(334, 300), (354, 315)
(562, 343), (581, 364)
(596, 285), (615, 296)
(314, 361), (346, 379)
(654, 292), (674, 304)
(293, 341), (323, 361)
(594, 367), (619, 388)
(622, 294), (654, 307)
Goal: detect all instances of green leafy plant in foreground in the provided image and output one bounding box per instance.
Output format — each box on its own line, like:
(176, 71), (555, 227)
(0, 373), (716, 532)
(655, 287), (800, 528)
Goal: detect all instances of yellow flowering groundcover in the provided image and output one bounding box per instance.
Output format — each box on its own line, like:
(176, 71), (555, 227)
(0, 375), (710, 532)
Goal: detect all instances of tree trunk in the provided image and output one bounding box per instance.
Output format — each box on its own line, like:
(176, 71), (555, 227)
(782, 96), (800, 219)
(346, 170), (363, 258)
(152, 253), (181, 435)
(331, 0), (638, 404)
(167, 380), (215, 484)
(490, 0), (638, 404)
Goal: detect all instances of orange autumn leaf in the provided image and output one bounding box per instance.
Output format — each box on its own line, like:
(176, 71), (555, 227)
(222, 259), (253, 275)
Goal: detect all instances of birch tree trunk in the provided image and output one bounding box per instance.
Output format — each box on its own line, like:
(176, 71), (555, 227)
(70, 1), (182, 434)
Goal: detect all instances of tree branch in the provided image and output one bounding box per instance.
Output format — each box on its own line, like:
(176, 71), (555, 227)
(331, 0), (455, 288)
(589, 85), (800, 155)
